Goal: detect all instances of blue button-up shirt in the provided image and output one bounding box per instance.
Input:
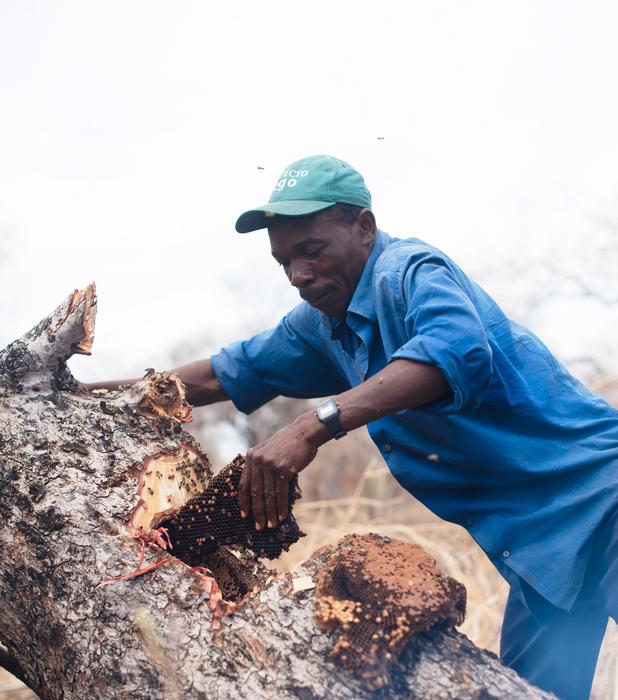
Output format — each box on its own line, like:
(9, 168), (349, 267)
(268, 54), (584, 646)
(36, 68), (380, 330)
(211, 230), (618, 612)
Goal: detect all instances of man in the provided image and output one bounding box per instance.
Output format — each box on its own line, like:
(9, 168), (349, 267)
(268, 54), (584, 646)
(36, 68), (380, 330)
(91, 155), (617, 700)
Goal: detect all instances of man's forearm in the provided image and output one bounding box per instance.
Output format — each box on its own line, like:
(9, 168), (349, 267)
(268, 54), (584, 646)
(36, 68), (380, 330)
(240, 358), (452, 529)
(84, 358), (229, 407)
(293, 359), (451, 447)
(171, 359), (229, 406)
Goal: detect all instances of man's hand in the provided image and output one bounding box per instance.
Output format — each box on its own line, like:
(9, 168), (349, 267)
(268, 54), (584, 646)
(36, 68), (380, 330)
(239, 417), (326, 530)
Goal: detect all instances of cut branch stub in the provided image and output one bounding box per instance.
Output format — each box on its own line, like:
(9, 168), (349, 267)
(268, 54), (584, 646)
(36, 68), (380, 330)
(0, 283), (97, 391)
(129, 370), (193, 425)
(96, 369), (194, 435)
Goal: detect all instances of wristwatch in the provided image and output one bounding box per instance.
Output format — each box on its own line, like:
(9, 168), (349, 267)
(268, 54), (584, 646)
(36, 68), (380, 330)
(315, 399), (347, 440)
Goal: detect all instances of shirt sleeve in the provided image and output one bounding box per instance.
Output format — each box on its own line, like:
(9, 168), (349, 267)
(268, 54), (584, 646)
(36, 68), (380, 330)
(389, 260), (493, 414)
(210, 303), (349, 414)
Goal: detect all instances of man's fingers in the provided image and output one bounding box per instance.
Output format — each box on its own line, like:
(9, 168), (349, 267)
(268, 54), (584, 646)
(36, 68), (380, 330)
(250, 466), (266, 531)
(275, 472), (289, 522)
(238, 458), (252, 518)
(263, 469), (278, 529)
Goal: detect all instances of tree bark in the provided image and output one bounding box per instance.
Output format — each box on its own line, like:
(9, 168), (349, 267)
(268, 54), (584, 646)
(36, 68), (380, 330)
(0, 285), (555, 699)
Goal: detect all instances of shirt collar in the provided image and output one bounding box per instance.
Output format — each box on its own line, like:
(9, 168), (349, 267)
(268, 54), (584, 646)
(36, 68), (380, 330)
(325, 229), (390, 333)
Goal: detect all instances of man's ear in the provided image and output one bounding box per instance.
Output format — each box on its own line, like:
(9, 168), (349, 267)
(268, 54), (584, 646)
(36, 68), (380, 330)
(356, 208), (377, 247)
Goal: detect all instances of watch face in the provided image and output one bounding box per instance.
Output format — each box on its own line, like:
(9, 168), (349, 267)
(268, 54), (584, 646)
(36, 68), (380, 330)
(317, 402), (337, 420)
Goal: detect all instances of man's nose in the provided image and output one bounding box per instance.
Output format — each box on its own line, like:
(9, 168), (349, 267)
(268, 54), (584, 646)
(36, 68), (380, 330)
(288, 262), (314, 288)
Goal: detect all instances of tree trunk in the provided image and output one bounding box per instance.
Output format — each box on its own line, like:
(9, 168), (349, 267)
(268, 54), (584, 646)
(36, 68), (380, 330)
(0, 285), (555, 699)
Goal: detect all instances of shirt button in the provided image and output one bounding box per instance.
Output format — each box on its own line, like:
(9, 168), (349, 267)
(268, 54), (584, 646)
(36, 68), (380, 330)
(384, 443), (392, 453)
(502, 550), (510, 558)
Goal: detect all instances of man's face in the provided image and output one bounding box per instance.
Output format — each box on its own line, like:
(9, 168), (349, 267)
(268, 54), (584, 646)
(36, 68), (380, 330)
(268, 207), (376, 317)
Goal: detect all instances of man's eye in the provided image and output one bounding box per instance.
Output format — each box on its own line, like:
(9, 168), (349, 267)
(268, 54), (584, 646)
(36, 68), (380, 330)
(306, 249), (324, 259)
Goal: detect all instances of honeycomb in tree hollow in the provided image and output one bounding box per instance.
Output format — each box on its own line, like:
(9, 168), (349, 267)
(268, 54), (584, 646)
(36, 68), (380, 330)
(315, 533), (466, 689)
(164, 455), (304, 565)
(203, 547), (269, 602)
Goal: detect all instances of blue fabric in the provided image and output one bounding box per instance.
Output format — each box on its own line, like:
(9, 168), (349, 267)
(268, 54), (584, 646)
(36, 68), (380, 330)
(211, 230), (618, 612)
(500, 506), (618, 699)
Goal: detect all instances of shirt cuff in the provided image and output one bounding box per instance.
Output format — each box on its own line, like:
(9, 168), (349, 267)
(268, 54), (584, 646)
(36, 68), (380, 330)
(211, 342), (278, 415)
(389, 334), (490, 415)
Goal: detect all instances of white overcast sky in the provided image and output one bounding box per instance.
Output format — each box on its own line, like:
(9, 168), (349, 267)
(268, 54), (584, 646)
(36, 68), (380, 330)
(1, 1), (617, 383)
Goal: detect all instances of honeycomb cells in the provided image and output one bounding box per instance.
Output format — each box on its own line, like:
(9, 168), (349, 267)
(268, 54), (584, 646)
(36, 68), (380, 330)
(164, 455), (304, 567)
(204, 547), (268, 601)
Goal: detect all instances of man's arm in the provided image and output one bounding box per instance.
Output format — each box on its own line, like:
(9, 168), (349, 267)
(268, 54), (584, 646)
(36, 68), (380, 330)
(239, 358), (450, 530)
(84, 358), (229, 406)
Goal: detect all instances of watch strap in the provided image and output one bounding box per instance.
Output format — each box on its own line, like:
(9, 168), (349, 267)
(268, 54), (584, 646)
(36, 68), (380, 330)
(315, 399), (347, 440)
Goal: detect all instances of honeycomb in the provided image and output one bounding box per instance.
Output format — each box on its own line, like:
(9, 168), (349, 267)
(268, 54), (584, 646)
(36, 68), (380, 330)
(203, 546), (270, 601)
(164, 455), (304, 567)
(315, 533), (466, 688)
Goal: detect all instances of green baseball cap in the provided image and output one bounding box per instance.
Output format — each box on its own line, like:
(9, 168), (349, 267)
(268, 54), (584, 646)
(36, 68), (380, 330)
(235, 154), (372, 233)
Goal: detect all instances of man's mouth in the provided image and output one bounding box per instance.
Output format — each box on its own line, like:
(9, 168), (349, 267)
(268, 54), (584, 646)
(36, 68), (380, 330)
(301, 289), (331, 306)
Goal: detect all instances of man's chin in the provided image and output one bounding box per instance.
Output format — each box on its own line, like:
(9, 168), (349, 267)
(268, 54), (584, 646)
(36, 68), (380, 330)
(301, 288), (348, 316)
(309, 296), (345, 317)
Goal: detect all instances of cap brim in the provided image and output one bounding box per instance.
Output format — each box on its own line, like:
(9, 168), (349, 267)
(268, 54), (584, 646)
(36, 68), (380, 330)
(235, 200), (336, 233)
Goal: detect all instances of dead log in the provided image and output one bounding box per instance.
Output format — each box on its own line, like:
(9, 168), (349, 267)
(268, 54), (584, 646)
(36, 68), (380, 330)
(0, 285), (555, 699)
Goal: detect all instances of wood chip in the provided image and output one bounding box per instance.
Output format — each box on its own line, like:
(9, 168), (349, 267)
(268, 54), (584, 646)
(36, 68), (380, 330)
(293, 576), (315, 593)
